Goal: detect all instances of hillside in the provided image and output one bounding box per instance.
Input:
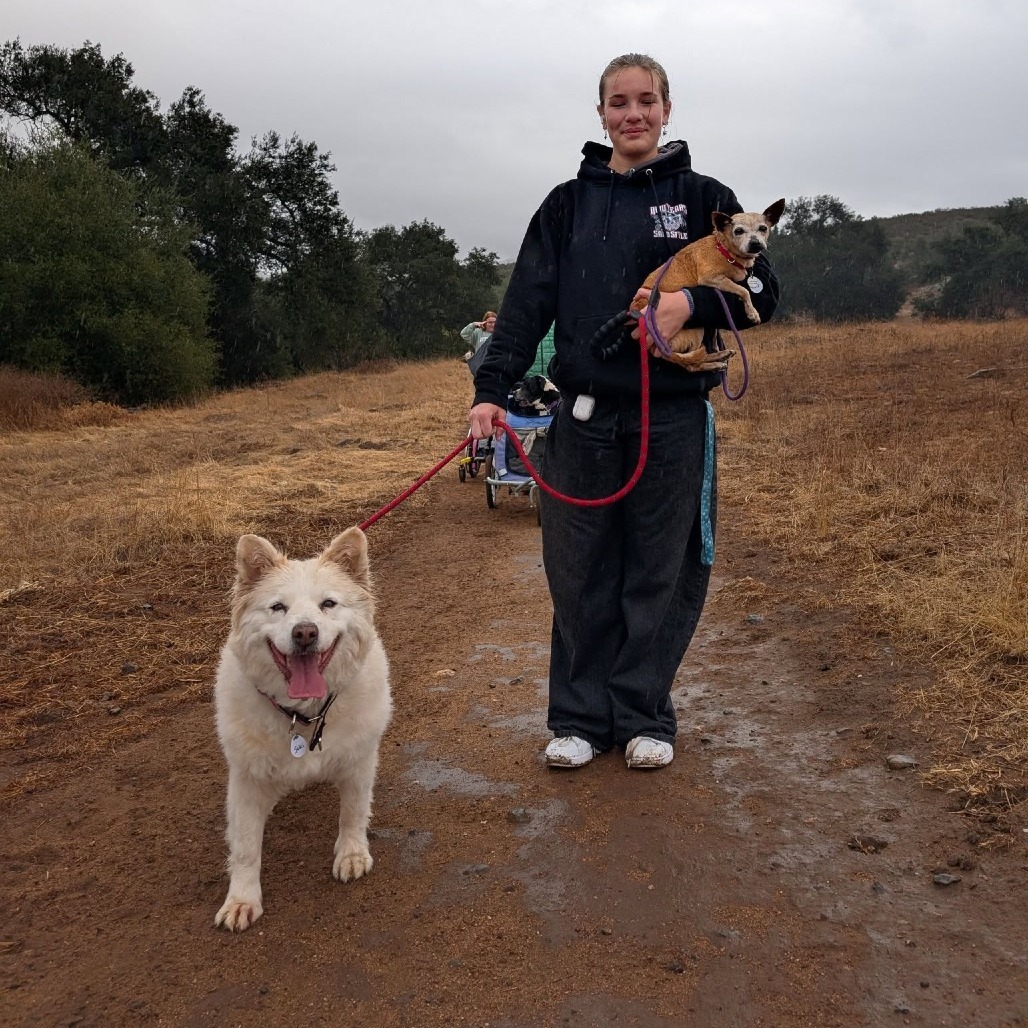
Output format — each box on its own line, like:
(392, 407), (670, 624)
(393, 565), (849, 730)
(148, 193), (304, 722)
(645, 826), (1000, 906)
(873, 205), (997, 278)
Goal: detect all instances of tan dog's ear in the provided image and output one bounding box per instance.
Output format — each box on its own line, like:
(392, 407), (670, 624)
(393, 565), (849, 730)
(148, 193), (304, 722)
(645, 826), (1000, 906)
(763, 199), (787, 226)
(712, 211), (733, 233)
(236, 534), (285, 586)
(322, 527), (370, 588)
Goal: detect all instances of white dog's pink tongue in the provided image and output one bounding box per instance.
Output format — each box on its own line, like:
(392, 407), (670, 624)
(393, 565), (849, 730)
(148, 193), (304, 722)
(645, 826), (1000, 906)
(287, 653), (327, 699)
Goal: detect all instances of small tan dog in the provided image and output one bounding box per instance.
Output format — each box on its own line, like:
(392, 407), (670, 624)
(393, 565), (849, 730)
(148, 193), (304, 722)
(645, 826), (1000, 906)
(631, 198), (786, 370)
(214, 528), (391, 932)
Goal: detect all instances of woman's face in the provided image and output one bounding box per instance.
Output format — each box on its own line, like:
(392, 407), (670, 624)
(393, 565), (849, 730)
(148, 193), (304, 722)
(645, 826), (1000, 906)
(484, 315), (496, 332)
(597, 66), (671, 172)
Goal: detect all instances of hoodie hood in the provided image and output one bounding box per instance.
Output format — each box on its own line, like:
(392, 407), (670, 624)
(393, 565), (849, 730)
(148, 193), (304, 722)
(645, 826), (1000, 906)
(578, 139), (693, 183)
(580, 140), (695, 246)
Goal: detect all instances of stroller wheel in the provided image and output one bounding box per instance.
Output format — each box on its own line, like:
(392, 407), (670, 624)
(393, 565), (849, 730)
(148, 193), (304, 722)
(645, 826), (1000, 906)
(469, 461), (479, 478)
(486, 482), (497, 509)
(458, 463), (467, 483)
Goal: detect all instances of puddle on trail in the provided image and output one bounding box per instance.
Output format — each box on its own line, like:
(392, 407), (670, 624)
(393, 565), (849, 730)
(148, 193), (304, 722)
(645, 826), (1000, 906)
(468, 640), (549, 664)
(404, 758), (520, 797)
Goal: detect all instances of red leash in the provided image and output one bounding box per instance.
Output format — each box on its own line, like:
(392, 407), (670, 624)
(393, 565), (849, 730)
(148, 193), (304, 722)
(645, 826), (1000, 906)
(358, 433), (480, 531)
(359, 324), (652, 531)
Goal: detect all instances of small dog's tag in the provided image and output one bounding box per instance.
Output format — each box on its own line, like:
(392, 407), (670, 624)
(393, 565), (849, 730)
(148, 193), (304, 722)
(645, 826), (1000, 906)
(747, 276), (763, 294)
(290, 733), (308, 758)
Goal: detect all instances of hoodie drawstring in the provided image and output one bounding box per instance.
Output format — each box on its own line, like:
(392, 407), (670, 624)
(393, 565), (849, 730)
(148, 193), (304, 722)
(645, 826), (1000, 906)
(645, 169), (675, 259)
(602, 169), (614, 241)
(603, 167), (675, 250)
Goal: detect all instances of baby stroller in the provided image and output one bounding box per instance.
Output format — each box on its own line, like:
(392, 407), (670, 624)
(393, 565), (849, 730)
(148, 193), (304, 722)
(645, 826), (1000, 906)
(484, 376), (558, 524)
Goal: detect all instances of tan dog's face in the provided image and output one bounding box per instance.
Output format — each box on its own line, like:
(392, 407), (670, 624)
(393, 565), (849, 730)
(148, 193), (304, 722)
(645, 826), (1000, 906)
(713, 199), (787, 259)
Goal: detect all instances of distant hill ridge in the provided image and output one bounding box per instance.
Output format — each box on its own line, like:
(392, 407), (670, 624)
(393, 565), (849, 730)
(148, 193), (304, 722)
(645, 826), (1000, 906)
(492, 205), (1000, 307)
(872, 205), (996, 277)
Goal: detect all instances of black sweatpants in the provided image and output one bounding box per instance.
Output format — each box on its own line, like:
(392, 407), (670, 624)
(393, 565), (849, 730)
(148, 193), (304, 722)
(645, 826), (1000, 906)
(539, 391), (715, 751)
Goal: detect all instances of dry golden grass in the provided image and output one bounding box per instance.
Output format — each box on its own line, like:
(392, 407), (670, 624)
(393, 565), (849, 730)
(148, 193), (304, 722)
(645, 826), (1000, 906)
(715, 319), (1027, 810)
(0, 365), (95, 431)
(0, 323), (1024, 817)
(0, 361), (474, 794)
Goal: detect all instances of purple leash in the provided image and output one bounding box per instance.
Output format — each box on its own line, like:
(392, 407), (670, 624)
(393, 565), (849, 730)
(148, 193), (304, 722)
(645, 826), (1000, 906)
(712, 288), (750, 401)
(641, 258), (677, 358)
(643, 263), (751, 400)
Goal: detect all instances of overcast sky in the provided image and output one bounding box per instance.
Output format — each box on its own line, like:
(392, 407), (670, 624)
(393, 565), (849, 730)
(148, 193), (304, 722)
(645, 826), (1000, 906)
(6, 0), (1026, 259)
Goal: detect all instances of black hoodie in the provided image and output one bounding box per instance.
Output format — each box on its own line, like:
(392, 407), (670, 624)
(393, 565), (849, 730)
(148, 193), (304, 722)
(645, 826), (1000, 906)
(473, 140), (780, 408)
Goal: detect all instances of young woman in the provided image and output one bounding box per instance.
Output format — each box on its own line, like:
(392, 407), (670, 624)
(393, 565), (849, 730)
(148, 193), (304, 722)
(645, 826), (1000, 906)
(469, 54), (779, 769)
(460, 310), (497, 361)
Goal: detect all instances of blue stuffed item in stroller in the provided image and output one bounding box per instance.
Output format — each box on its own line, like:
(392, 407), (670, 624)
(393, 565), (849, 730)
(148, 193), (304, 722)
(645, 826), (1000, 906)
(485, 409), (553, 524)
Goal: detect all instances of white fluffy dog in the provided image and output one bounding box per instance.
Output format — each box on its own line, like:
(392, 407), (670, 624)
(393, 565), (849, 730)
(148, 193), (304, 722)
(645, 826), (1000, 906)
(214, 527), (392, 932)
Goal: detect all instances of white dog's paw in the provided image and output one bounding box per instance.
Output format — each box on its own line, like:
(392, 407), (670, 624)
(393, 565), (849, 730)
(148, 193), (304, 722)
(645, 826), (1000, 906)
(333, 848), (373, 883)
(215, 896), (263, 932)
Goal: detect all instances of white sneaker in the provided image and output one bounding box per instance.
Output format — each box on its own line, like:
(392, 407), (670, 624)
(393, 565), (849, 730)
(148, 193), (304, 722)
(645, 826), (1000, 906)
(544, 736), (597, 768)
(625, 736), (674, 769)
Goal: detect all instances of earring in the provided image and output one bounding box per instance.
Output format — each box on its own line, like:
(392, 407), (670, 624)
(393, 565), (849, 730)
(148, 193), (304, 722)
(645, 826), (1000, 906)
(601, 123), (607, 140)
(661, 123), (667, 138)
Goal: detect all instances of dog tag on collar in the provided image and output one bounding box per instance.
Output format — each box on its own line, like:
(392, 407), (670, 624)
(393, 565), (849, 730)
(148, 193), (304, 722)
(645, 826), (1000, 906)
(290, 733), (308, 758)
(747, 275), (763, 294)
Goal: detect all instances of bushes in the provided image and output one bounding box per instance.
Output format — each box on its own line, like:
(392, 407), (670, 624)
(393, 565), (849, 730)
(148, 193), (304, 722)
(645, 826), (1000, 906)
(0, 140), (216, 403)
(0, 365), (89, 430)
(915, 198), (1028, 318)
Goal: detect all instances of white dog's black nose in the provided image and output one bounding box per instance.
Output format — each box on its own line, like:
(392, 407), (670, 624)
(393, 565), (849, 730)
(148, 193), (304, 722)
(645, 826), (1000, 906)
(292, 621), (319, 649)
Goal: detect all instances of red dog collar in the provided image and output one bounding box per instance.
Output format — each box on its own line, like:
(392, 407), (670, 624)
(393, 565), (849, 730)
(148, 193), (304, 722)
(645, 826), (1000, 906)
(715, 239), (738, 265)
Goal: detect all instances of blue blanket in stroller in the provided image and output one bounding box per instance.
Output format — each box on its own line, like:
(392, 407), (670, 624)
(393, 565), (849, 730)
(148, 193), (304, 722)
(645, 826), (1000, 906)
(492, 411), (550, 483)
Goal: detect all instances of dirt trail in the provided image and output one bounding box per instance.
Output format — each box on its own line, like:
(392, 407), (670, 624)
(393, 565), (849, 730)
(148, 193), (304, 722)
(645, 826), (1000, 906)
(1, 472), (1025, 1027)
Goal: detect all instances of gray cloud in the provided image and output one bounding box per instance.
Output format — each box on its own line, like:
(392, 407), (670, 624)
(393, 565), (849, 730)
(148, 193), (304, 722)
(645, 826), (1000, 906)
(6, 0), (1026, 259)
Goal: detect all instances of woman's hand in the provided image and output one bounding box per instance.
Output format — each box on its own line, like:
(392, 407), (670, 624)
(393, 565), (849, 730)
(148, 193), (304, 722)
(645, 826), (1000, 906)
(469, 402), (506, 440)
(630, 287), (691, 343)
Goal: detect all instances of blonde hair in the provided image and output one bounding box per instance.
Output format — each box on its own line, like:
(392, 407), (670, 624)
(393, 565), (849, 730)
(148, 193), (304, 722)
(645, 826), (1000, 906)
(599, 53), (671, 104)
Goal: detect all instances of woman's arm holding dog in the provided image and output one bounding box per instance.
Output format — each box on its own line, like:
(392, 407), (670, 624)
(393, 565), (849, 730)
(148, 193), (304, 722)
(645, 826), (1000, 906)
(628, 287), (694, 344)
(689, 253), (780, 329)
(629, 253), (779, 348)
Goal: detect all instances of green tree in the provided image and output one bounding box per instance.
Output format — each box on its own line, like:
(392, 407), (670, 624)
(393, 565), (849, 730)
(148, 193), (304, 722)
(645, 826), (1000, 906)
(257, 230), (385, 373)
(460, 246), (503, 320)
(0, 38), (165, 174)
(916, 198), (1028, 318)
(362, 222), (500, 358)
(0, 38), (500, 384)
(240, 132), (382, 376)
(0, 41), (378, 384)
(161, 92), (274, 384)
(773, 195), (907, 321)
(0, 140), (215, 403)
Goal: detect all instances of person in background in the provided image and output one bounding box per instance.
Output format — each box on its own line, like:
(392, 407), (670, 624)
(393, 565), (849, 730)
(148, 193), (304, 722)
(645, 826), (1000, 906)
(460, 310), (497, 362)
(468, 53), (779, 771)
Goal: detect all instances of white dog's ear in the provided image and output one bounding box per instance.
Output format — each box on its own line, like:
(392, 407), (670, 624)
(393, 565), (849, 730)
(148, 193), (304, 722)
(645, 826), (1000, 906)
(235, 534), (284, 586)
(763, 198), (787, 226)
(322, 527), (370, 587)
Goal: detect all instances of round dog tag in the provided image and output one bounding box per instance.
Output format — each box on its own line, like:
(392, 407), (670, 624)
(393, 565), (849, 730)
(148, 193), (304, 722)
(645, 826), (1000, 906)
(290, 733), (308, 758)
(747, 276), (763, 294)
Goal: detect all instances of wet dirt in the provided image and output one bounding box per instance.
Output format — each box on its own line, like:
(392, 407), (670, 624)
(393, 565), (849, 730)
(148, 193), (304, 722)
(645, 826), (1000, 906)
(1, 475), (1025, 1027)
